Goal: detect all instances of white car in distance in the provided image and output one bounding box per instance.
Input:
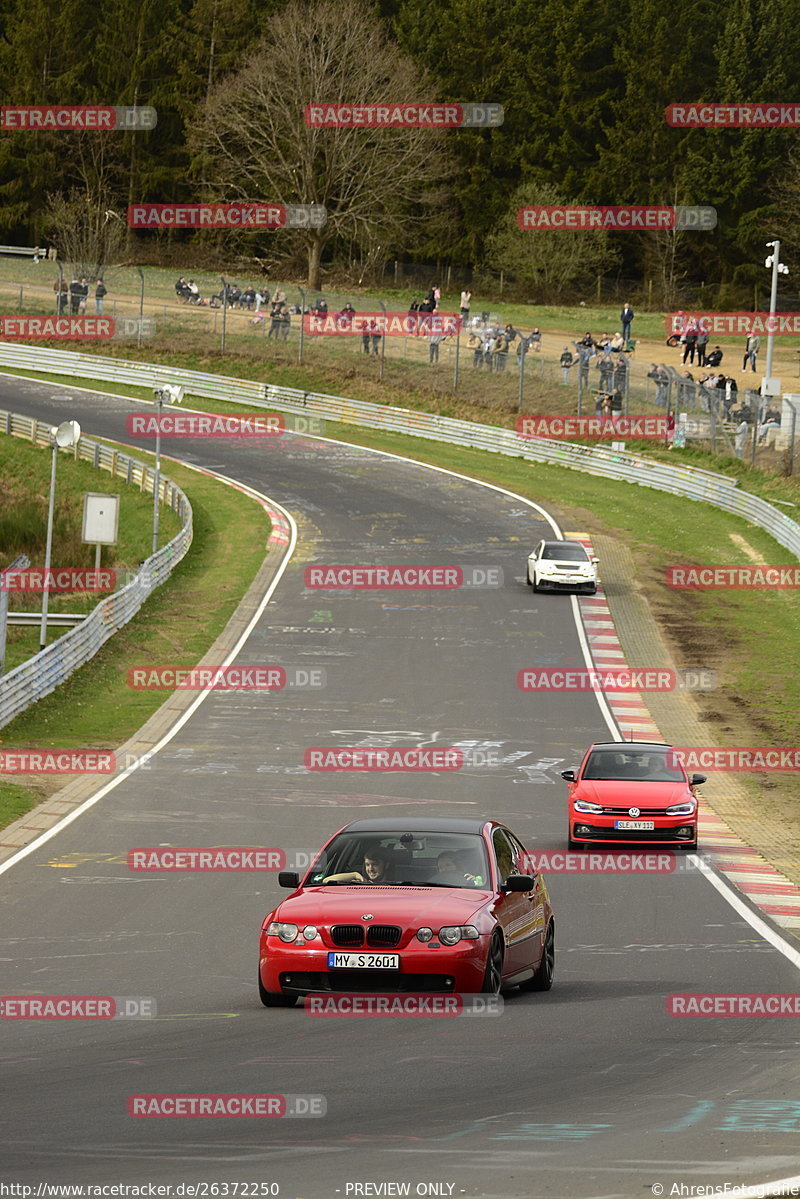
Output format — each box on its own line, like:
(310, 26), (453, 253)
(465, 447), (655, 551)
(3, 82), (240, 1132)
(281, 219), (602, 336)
(527, 540), (598, 595)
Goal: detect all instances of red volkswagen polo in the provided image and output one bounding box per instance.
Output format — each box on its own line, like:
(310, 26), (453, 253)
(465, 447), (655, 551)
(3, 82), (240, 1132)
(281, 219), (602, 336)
(564, 741), (704, 851)
(258, 817), (555, 1007)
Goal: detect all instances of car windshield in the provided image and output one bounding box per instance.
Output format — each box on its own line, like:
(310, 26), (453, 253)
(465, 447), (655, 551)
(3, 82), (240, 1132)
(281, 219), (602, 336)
(541, 543), (588, 561)
(582, 749), (685, 782)
(302, 832), (490, 888)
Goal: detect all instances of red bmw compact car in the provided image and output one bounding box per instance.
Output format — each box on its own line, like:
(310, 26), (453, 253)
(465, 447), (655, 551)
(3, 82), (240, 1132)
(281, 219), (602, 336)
(258, 817), (555, 1007)
(564, 741), (705, 851)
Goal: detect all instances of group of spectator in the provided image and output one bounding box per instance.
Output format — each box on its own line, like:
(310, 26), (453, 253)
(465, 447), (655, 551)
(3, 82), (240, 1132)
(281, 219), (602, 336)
(466, 323), (540, 370)
(54, 276), (107, 315)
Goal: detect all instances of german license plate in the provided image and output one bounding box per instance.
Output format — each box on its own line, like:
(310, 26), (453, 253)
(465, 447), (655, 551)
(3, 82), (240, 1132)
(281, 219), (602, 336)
(615, 820), (655, 830)
(327, 952), (399, 969)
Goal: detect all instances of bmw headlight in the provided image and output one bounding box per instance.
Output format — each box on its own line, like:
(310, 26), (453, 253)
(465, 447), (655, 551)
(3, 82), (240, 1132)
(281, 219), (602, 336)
(666, 800), (697, 816)
(438, 925), (480, 946)
(301, 925), (319, 940)
(416, 927), (434, 943)
(267, 922), (299, 943)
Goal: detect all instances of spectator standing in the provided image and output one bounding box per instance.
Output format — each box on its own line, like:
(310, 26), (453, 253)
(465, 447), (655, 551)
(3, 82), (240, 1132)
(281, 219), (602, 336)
(560, 347), (574, 384)
(493, 332), (508, 372)
(620, 302), (634, 343)
(77, 277), (89, 314)
(428, 332), (445, 363)
(696, 328), (709, 366)
(647, 363), (669, 407)
(69, 277), (82, 314)
(54, 278), (68, 314)
(598, 355), (614, 391)
(682, 319), (698, 364)
(460, 290), (471, 319)
(94, 278), (107, 314)
(735, 419), (749, 457)
(743, 332), (760, 372)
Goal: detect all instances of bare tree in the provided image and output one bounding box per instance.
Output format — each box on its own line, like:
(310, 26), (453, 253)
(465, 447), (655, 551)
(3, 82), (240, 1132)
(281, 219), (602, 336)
(485, 183), (619, 302)
(190, 0), (452, 288)
(43, 187), (127, 274)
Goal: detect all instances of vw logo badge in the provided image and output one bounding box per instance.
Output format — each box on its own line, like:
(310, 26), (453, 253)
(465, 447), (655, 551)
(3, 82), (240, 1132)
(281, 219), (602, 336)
(629, 807), (641, 817)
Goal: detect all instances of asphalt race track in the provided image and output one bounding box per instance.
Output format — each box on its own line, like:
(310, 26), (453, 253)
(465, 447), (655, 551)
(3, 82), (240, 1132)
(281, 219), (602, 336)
(1, 376), (799, 1199)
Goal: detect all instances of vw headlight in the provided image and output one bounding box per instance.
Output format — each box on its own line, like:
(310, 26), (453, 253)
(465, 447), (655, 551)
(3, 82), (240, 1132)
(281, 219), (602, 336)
(666, 800), (697, 816)
(574, 800), (604, 814)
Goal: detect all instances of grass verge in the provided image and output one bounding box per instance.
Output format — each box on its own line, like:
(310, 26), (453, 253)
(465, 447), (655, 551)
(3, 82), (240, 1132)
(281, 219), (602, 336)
(0, 446), (271, 828)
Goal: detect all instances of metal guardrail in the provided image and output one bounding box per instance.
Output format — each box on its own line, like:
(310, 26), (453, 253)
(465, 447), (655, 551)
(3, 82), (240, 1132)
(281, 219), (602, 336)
(0, 407), (193, 729)
(6, 613), (86, 627)
(1, 340), (799, 571)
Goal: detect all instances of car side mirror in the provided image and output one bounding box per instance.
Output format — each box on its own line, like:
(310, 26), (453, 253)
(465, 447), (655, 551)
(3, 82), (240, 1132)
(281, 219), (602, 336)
(561, 769), (576, 782)
(591, 556), (599, 563)
(690, 773), (707, 786)
(502, 874), (535, 893)
(278, 871), (300, 889)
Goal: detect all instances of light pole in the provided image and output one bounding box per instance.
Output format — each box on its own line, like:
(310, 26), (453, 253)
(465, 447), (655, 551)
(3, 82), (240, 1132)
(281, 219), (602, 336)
(220, 275), (228, 354)
(763, 240), (789, 399)
(151, 385), (184, 555)
(40, 420), (81, 651)
(136, 266), (145, 348)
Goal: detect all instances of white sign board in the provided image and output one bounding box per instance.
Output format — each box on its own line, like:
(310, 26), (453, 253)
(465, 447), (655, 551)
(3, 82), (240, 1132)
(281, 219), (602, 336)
(82, 493), (120, 545)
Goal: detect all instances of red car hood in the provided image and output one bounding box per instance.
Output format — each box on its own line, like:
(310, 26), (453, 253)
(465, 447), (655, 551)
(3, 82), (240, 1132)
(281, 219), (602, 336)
(573, 780), (692, 809)
(275, 885), (491, 925)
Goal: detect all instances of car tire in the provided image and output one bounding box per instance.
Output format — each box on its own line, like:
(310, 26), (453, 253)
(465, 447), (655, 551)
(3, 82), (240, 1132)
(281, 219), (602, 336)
(522, 920), (555, 992)
(481, 934), (504, 995)
(532, 573), (543, 593)
(258, 970), (297, 1008)
(585, 584), (597, 595)
(526, 568), (533, 587)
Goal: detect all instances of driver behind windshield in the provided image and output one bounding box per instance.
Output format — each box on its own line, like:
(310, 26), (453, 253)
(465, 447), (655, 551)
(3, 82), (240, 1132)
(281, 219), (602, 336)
(323, 844), (394, 885)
